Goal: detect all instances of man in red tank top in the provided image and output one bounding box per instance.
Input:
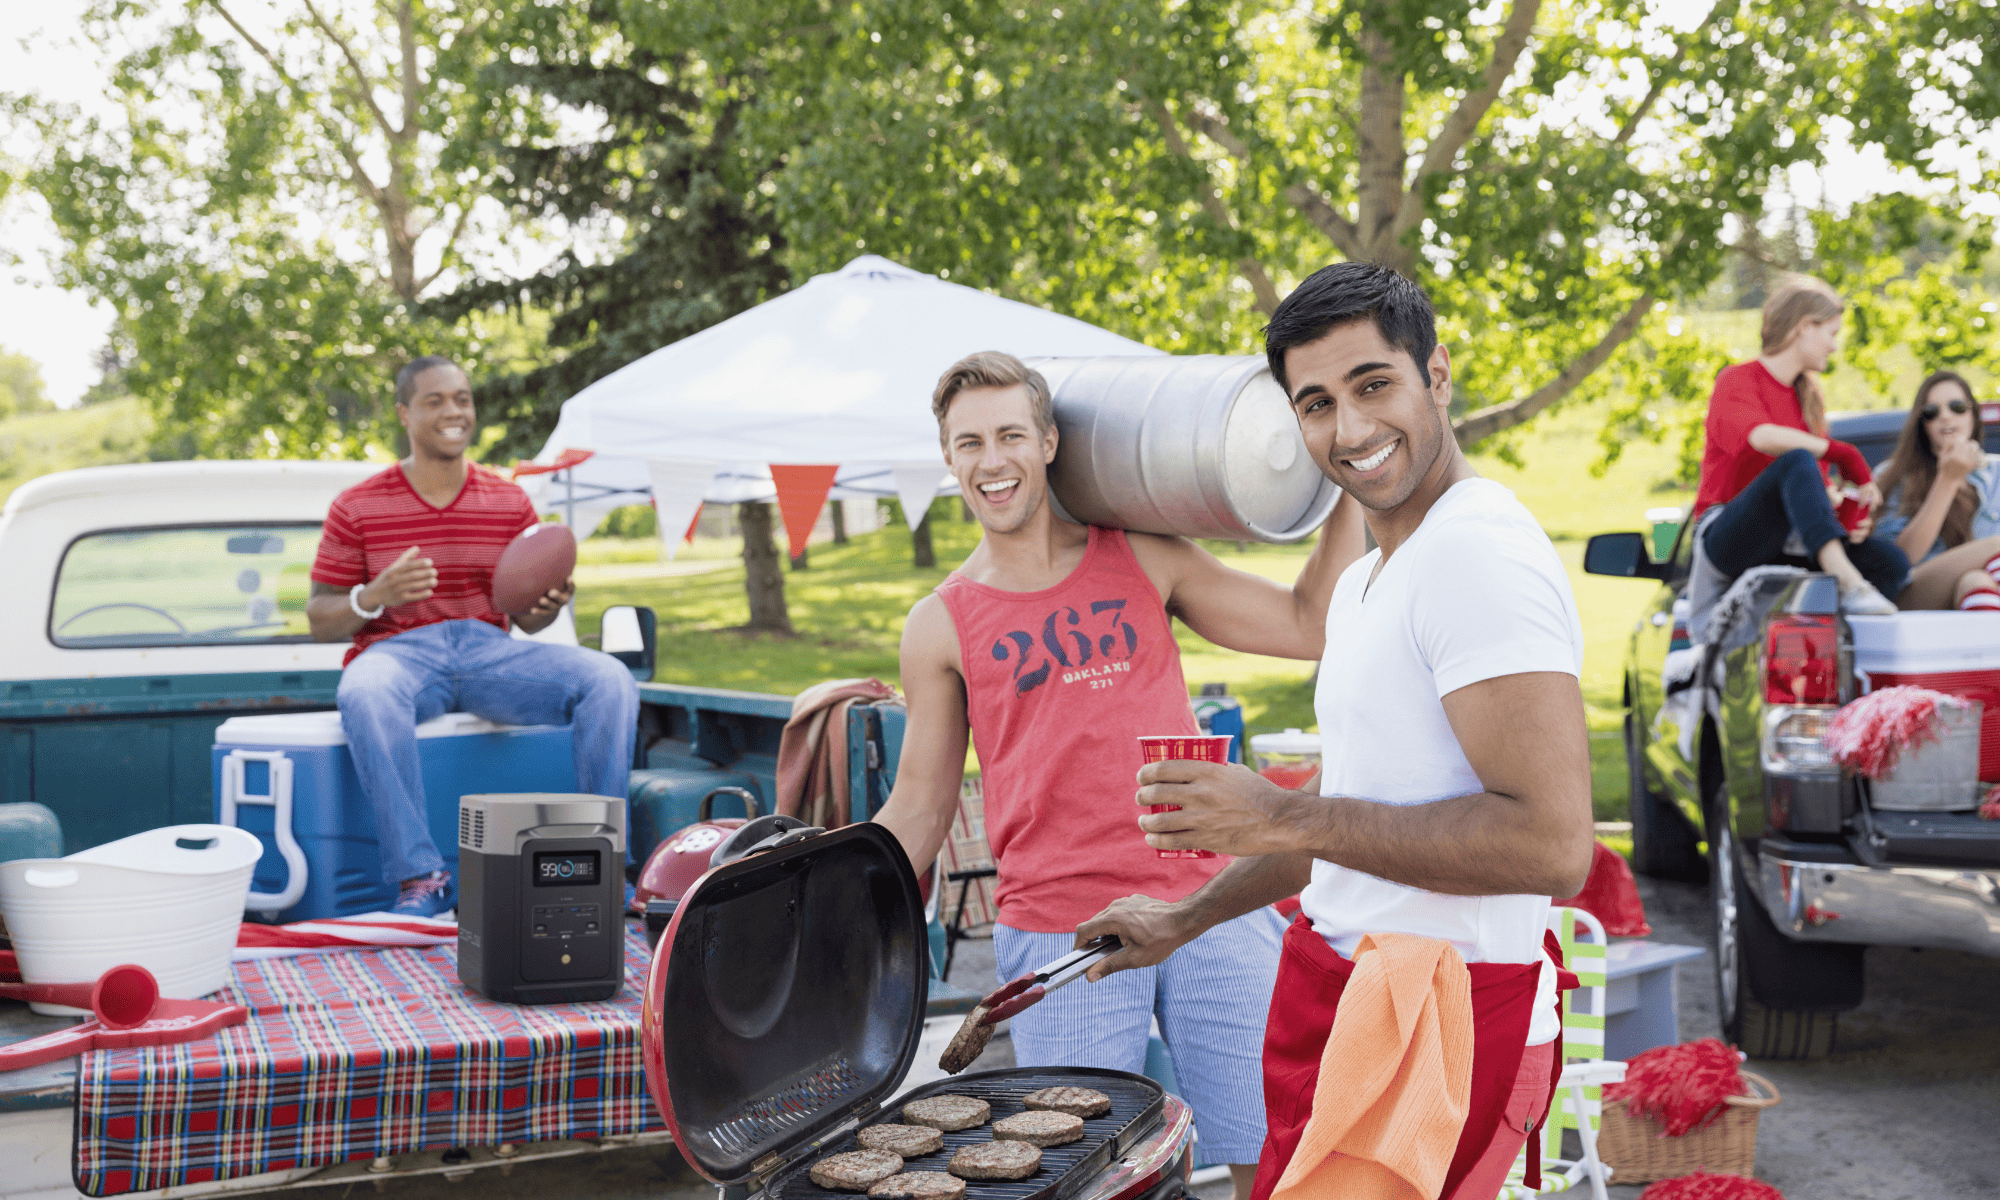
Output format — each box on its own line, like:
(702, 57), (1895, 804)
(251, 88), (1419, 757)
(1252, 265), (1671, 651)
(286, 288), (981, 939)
(875, 352), (1366, 1200)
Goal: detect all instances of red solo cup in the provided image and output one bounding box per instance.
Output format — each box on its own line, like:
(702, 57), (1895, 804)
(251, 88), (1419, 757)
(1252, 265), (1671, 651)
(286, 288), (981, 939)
(1137, 734), (1234, 860)
(1835, 491), (1869, 533)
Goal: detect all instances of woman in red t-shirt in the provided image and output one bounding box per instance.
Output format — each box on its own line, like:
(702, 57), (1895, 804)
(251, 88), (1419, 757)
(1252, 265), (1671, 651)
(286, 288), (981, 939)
(1692, 277), (1909, 613)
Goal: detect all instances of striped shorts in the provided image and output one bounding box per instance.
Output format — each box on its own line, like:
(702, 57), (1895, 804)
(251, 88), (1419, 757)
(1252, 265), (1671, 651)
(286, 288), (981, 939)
(994, 906), (1286, 1164)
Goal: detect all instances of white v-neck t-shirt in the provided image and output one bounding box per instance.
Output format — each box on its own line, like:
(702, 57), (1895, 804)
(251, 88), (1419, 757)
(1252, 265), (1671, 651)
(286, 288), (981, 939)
(1300, 477), (1584, 1046)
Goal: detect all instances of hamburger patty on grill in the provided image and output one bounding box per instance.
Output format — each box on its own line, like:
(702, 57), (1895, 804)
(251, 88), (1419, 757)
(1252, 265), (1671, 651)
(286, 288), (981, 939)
(809, 1150), (904, 1191)
(858, 1125), (946, 1156)
(947, 1141), (1042, 1181)
(1021, 1086), (1111, 1119)
(902, 1095), (991, 1132)
(993, 1111), (1085, 1147)
(867, 1173), (966, 1200)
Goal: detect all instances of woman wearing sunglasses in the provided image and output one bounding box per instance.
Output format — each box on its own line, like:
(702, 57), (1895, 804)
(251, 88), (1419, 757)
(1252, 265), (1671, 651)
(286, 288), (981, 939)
(1872, 371), (2000, 610)
(1691, 277), (1908, 623)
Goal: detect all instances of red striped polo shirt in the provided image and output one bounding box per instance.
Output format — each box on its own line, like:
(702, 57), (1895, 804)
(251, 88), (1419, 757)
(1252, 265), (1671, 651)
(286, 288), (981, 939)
(311, 463), (540, 665)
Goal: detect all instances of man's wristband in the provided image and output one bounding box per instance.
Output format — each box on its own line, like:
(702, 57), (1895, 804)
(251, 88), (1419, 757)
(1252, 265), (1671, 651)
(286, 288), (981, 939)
(349, 583), (385, 620)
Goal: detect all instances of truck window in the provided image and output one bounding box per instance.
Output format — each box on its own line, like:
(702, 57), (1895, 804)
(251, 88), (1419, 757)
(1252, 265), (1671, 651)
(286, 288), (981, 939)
(50, 524), (325, 648)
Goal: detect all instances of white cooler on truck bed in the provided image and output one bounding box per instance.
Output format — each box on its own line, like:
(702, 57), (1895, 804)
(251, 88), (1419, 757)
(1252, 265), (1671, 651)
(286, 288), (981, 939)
(212, 710), (577, 922)
(1851, 612), (2000, 782)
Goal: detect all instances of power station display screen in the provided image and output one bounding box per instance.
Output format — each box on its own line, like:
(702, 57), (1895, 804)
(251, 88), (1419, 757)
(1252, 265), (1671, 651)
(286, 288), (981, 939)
(532, 850), (601, 887)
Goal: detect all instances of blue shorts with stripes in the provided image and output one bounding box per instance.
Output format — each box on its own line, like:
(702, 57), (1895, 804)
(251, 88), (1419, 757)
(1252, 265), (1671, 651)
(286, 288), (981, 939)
(993, 906), (1285, 1164)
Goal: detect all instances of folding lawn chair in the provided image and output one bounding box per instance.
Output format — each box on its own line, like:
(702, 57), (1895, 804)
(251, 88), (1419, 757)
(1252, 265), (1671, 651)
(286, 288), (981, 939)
(1498, 906), (1627, 1200)
(937, 777), (998, 980)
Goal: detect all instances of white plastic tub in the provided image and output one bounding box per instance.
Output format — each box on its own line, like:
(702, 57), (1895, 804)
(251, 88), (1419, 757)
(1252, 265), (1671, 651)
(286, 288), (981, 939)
(0, 824), (261, 1015)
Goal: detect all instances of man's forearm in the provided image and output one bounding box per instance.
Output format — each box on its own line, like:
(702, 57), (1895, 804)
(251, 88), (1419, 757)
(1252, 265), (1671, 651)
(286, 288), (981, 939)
(1272, 789), (1588, 898)
(307, 586), (369, 642)
(1176, 852), (1314, 931)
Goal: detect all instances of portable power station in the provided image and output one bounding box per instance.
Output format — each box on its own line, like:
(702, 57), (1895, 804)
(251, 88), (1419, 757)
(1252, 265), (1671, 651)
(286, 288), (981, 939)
(457, 793), (625, 1004)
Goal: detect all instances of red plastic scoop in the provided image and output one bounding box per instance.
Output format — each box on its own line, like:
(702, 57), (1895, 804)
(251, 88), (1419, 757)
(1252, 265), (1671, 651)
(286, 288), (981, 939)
(0, 963), (249, 1072)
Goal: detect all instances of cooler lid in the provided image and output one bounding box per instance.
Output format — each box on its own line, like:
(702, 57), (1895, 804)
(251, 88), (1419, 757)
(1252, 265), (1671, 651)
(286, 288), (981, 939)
(213, 709), (543, 746)
(1249, 727), (1320, 756)
(641, 822), (927, 1186)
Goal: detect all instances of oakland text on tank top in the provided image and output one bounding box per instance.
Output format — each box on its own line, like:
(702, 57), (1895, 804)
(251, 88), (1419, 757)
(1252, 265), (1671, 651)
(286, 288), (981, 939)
(934, 525), (1224, 933)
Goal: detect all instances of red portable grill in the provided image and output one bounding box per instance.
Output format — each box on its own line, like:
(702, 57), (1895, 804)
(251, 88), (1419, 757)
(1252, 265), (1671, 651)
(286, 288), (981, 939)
(640, 822), (1196, 1200)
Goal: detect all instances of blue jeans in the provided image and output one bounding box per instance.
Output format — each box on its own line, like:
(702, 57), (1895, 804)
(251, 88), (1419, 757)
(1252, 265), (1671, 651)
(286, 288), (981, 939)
(336, 620), (639, 886)
(1703, 448), (1910, 598)
(994, 907), (1285, 1164)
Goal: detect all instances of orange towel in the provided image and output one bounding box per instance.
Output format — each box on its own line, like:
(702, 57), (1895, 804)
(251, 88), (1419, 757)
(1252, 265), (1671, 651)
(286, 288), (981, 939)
(1267, 933), (1475, 1200)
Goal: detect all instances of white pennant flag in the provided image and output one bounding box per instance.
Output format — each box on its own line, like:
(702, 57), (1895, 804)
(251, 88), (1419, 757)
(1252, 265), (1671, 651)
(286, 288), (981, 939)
(646, 458), (722, 562)
(890, 461), (952, 532)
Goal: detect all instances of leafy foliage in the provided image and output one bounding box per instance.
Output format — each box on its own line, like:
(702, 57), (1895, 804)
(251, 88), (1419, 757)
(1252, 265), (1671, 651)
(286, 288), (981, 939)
(423, 0), (788, 459)
(3, 0), (557, 458)
(0, 347), (52, 418)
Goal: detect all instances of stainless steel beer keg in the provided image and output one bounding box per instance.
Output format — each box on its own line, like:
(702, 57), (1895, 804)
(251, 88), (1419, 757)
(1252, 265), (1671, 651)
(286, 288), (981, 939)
(1031, 355), (1339, 544)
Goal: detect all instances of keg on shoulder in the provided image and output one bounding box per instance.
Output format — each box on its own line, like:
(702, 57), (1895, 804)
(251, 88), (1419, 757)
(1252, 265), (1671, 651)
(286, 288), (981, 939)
(1031, 356), (1338, 544)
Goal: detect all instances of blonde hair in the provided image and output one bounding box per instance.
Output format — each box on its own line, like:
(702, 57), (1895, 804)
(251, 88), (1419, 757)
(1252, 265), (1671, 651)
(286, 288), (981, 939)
(932, 351), (1054, 442)
(1760, 276), (1844, 436)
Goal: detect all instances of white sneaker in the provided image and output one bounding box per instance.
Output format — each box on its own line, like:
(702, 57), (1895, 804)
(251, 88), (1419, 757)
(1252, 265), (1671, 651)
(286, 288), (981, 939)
(1838, 579), (1898, 615)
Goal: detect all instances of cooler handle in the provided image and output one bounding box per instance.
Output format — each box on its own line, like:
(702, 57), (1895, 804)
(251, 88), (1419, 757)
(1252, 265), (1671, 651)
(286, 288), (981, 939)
(219, 749), (308, 913)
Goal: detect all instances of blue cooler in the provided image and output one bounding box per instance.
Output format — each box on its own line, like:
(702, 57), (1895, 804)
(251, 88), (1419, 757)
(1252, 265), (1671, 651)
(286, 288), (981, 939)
(213, 711), (577, 922)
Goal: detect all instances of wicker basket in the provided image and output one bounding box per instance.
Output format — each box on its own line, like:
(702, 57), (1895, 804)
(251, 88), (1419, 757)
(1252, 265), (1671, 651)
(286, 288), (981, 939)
(1597, 1071), (1781, 1185)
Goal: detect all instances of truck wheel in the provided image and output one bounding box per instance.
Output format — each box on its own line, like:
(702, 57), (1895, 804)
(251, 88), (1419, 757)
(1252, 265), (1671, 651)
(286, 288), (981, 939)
(1627, 710), (1703, 880)
(1710, 817), (1862, 1060)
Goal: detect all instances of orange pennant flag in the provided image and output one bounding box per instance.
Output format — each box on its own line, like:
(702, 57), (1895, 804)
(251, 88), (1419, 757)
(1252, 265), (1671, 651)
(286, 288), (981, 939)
(683, 503), (703, 545)
(769, 464), (840, 561)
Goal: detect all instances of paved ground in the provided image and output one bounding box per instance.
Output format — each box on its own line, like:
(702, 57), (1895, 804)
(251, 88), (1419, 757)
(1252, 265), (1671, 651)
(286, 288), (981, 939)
(309, 878), (2000, 1200)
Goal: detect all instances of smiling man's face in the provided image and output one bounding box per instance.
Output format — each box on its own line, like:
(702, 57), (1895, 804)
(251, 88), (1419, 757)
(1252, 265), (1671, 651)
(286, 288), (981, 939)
(1283, 319), (1452, 516)
(943, 383), (1059, 535)
(398, 363), (475, 462)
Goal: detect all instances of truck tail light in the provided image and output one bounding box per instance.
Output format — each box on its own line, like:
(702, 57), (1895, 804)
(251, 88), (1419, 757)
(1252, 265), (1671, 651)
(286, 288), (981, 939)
(1764, 615), (1840, 705)
(1762, 705), (1836, 775)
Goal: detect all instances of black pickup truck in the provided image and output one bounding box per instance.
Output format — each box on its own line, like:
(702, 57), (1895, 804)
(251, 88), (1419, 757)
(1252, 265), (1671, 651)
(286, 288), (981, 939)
(1588, 408), (2000, 1059)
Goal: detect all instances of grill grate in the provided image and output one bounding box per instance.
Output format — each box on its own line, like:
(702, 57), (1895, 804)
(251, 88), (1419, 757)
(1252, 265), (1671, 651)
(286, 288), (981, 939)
(772, 1069), (1163, 1200)
(715, 1057), (867, 1156)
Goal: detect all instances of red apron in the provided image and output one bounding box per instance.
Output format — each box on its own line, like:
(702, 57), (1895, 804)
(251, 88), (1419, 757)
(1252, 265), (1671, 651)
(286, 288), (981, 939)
(1251, 915), (1573, 1200)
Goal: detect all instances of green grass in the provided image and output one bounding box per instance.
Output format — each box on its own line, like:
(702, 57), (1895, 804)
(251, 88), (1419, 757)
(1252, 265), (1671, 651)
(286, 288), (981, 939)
(0, 399), (154, 510)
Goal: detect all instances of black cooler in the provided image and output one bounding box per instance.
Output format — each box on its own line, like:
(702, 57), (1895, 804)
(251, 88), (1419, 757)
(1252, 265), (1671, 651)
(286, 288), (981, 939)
(640, 821), (1195, 1200)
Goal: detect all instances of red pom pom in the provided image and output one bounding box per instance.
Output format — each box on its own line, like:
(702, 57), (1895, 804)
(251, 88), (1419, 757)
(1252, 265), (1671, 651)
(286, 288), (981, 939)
(1980, 783), (2000, 821)
(1825, 686), (1961, 780)
(1638, 1170), (1784, 1199)
(1603, 1038), (1745, 1137)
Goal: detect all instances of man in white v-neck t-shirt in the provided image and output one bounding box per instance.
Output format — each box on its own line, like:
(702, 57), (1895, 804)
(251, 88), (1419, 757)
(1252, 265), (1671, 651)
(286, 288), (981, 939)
(1076, 263), (1593, 1200)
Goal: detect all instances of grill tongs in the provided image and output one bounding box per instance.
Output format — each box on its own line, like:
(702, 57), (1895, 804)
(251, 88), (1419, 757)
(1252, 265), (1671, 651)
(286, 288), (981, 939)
(979, 935), (1122, 1026)
(938, 936), (1123, 1074)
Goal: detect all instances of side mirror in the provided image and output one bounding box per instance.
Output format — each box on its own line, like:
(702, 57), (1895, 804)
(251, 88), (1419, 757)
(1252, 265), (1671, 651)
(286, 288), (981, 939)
(601, 605), (657, 682)
(1584, 532), (1668, 580)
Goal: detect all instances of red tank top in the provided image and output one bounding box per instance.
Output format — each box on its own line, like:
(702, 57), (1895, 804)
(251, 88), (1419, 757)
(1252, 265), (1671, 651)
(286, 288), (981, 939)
(935, 526), (1225, 932)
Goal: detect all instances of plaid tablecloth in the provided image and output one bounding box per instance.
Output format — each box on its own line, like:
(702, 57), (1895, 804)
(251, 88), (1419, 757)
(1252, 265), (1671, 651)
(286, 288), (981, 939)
(75, 924), (662, 1195)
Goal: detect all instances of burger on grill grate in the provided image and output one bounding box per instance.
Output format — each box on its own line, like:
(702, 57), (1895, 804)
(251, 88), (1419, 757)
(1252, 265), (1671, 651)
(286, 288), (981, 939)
(858, 1125), (946, 1156)
(810, 1151), (906, 1192)
(903, 1095), (991, 1132)
(1021, 1087), (1111, 1119)
(947, 1141), (1042, 1181)
(993, 1111), (1085, 1147)
(867, 1173), (967, 1199)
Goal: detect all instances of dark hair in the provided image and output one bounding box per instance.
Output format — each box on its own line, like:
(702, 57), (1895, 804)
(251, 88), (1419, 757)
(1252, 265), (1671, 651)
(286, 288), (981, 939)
(1264, 263), (1438, 394)
(932, 350), (1054, 441)
(1876, 370), (1983, 548)
(395, 355), (464, 408)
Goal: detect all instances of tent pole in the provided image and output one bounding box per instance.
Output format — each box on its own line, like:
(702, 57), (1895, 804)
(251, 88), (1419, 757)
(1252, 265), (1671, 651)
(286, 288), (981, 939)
(565, 467), (576, 529)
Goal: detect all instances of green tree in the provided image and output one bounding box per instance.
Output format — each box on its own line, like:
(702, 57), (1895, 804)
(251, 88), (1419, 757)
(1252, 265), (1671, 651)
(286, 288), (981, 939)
(3, 1), (554, 458)
(652, 0), (2000, 449)
(0, 347), (53, 418)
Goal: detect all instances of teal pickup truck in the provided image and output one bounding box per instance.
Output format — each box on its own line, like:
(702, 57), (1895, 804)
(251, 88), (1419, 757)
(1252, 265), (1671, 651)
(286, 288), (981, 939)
(0, 461), (943, 1200)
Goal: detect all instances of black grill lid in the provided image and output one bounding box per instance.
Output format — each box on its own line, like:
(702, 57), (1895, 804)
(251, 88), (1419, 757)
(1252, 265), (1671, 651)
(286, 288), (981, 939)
(641, 823), (927, 1185)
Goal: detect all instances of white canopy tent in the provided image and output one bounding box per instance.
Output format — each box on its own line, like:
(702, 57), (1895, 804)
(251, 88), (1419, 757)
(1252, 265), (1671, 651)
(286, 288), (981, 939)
(522, 255), (1161, 551)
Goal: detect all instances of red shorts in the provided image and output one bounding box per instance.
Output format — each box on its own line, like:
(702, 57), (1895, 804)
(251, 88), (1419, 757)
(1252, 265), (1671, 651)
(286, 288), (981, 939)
(1251, 915), (1567, 1200)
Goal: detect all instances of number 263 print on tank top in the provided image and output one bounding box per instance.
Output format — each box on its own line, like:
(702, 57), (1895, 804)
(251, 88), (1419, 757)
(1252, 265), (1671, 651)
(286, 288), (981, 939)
(991, 599), (1142, 696)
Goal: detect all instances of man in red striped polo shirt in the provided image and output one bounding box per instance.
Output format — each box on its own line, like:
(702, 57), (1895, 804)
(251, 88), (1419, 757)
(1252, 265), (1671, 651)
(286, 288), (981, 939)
(308, 356), (639, 917)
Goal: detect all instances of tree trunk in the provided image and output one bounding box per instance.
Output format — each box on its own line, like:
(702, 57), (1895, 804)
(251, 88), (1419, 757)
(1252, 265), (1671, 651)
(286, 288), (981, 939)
(737, 501), (794, 634)
(960, 496), (975, 522)
(831, 500), (848, 544)
(912, 511), (936, 569)
(790, 547), (809, 571)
